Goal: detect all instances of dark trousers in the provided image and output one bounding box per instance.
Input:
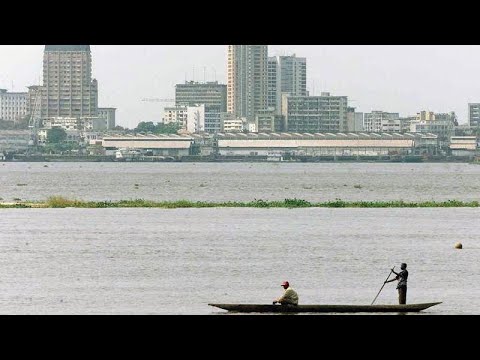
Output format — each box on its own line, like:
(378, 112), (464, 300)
(398, 286), (407, 304)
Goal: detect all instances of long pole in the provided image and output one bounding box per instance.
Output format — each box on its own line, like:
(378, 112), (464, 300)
(371, 267), (395, 305)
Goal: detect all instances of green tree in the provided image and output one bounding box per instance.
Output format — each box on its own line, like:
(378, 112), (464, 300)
(155, 122), (180, 134)
(134, 121), (180, 134)
(47, 128), (67, 144)
(135, 121), (157, 133)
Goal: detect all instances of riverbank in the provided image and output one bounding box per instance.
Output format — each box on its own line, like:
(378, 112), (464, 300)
(3, 154), (480, 163)
(1, 197), (479, 209)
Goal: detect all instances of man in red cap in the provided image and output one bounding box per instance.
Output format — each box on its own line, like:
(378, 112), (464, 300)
(273, 281), (299, 305)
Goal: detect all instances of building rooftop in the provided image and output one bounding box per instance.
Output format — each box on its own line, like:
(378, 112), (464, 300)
(217, 132), (438, 140)
(45, 45), (90, 52)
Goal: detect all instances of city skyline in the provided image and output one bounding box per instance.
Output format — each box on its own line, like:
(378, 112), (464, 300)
(1, 45), (480, 128)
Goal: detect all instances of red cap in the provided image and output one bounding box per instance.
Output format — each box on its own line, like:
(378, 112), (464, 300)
(281, 281), (289, 287)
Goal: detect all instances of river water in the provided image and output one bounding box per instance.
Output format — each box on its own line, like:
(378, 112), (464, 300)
(0, 163), (478, 314)
(1, 162), (480, 202)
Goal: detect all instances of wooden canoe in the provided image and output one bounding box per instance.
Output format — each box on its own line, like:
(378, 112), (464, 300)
(208, 302), (442, 313)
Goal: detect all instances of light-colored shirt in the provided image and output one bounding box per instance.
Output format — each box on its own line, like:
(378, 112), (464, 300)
(396, 270), (408, 289)
(277, 287), (299, 305)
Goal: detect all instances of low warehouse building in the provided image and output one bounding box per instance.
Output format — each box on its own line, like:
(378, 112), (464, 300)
(102, 134), (194, 156)
(449, 136), (478, 157)
(216, 132), (431, 157)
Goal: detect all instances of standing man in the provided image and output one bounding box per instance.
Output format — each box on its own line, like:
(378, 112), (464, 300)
(273, 281), (299, 305)
(385, 263), (408, 304)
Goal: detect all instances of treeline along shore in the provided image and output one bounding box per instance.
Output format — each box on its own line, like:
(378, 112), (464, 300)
(1, 197), (479, 209)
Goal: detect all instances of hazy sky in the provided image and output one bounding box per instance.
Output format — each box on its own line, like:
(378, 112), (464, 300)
(1, 45), (479, 128)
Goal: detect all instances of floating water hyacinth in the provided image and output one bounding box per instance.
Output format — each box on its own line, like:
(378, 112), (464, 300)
(1, 197), (479, 209)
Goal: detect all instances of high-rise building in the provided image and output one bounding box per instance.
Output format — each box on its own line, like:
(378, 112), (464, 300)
(41, 45), (98, 121)
(278, 55), (307, 97)
(267, 57), (281, 113)
(175, 81), (227, 112)
(227, 45), (268, 121)
(267, 55), (307, 115)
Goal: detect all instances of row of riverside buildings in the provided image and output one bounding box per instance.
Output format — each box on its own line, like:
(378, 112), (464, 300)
(101, 45), (478, 159)
(2, 45), (480, 159)
(158, 45), (476, 146)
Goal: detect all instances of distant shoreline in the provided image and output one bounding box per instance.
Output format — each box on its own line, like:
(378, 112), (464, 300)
(2, 154), (479, 163)
(1, 197), (479, 209)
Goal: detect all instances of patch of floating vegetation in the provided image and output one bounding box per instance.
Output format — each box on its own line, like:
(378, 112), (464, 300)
(1, 197), (480, 209)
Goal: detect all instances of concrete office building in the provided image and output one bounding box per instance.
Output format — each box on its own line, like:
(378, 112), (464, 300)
(162, 105), (206, 134)
(255, 109), (284, 132)
(364, 111), (400, 133)
(221, 113), (245, 132)
(416, 111), (435, 121)
(174, 81), (226, 134)
(355, 112), (364, 132)
(163, 106), (188, 127)
(41, 45), (98, 120)
(204, 105), (223, 134)
(0, 89), (28, 123)
(175, 81), (227, 112)
(227, 45), (268, 121)
(346, 108), (364, 132)
(281, 92), (348, 133)
(400, 116), (416, 133)
(98, 108), (116, 130)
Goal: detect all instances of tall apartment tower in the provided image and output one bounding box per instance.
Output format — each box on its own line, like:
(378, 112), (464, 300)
(41, 45), (98, 120)
(227, 45), (268, 121)
(267, 57), (281, 113)
(279, 55), (307, 97)
(267, 55), (307, 114)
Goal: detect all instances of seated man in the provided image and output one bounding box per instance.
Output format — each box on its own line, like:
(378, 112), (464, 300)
(273, 281), (299, 305)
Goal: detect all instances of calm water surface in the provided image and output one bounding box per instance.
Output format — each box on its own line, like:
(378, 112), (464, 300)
(0, 207), (478, 314)
(1, 162), (480, 202)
